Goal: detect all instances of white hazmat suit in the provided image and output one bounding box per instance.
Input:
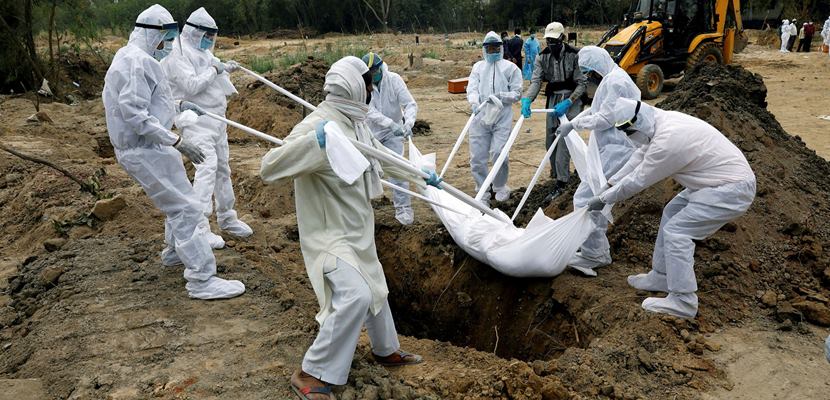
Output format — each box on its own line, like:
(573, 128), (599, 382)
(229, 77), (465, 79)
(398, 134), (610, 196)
(567, 46), (639, 274)
(102, 4), (244, 299)
(781, 20), (791, 52)
(260, 57), (421, 385)
(822, 17), (830, 53)
(162, 8), (253, 244)
(599, 99), (756, 318)
(366, 63), (418, 225)
(466, 31), (523, 203)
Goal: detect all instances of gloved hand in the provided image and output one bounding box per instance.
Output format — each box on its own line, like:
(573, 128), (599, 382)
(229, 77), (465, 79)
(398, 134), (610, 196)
(212, 59), (226, 74)
(179, 100), (205, 116)
(471, 102), (481, 115)
(520, 97), (532, 118)
(403, 127), (413, 138)
(224, 60), (240, 72)
(175, 137), (206, 164)
(422, 167), (442, 189)
(555, 121), (574, 138)
(315, 120), (328, 148)
(553, 99), (573, 117)
(586, 195), (605, 211)
(390, 123), (406, 137)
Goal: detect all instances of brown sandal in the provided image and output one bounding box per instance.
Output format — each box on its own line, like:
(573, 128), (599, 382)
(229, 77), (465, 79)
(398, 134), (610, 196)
(373, 349), (423, 367)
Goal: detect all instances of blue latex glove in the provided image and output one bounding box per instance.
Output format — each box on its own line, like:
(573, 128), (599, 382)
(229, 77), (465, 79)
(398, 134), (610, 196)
(520, 97), (532, 118)
(553, 99), (573, 117)
(390, 123), (406, 137)
(422, 167), (443, 189)
(315, 120), (328, 148)
(586, 195), (605, 211)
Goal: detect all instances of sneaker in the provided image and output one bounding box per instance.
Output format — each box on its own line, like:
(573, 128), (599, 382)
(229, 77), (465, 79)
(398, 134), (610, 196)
(543, 186), (565, 203)
(186, 276), (245, 300)
(641, 292), (698, 318)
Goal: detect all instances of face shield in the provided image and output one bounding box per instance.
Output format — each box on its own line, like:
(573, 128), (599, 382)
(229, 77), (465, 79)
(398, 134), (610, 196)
(135, 21), (180, 61)
(186, 21), (219, 51)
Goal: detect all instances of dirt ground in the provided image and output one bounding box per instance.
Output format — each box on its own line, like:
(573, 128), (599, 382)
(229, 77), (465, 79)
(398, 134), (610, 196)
(1, 31), (829, 400)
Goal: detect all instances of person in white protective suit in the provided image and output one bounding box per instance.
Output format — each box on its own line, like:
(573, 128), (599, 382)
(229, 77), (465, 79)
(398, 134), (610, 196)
(780, 20), (791, 52)
(555, 46), (639, 275)
(102, 4), (244, 300)
(823, 17), (830, 55)
(362, 52), (419, 225)
(466, 31), (523, 205)
(162, 8), (253, 249)
(583, 98), (756, 318)
(260, 56), (429, 399)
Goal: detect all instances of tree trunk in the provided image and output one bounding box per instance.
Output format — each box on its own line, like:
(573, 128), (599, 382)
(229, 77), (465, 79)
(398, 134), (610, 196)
(48, 1), (56, 69)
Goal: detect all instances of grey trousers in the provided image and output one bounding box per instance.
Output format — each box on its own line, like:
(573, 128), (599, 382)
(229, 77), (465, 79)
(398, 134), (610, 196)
(545, 91), (582, 183)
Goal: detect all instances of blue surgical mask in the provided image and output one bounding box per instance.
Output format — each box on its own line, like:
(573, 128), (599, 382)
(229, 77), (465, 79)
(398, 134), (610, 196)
(153, 40), (173, 61)
(485, 52), (501, 63)
(372, 70), (382, 83)
(199, 36), (214, 51)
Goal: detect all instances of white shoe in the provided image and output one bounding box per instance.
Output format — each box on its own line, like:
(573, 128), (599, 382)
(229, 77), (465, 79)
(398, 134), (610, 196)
(567, 251), (612, 276)
(160, 247), (182, 267)
(394, 206), (414, 225)
(220, 219), (253, 238)
(186, 276), (245, 300)
(495, 187), (511, 202)
(627, 270), (669, 292)
(641, 292), (698, 319)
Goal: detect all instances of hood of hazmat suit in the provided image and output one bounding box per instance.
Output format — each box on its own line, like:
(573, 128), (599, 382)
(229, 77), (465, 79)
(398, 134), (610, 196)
(610, 97), (656, 145)
(260, 56), (420, 324)
(366, 63), (419, 142)
(163, 7), (236, 118)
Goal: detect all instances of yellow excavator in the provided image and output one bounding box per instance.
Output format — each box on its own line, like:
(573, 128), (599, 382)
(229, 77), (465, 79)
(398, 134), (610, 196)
(598, 0), (747, 99)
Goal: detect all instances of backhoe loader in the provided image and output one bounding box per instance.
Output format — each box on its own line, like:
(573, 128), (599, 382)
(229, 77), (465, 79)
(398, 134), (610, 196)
(598, 0), (747, 99)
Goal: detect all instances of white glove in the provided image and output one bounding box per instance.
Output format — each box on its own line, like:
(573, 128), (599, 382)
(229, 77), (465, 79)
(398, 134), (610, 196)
(390, 123), (406, 137)
(212, 59), (226, 74)
(225, 60), (240, 72)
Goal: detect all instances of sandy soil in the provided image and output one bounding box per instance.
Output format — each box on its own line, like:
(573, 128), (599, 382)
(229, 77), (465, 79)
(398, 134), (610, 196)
(1, 31), (829, 400)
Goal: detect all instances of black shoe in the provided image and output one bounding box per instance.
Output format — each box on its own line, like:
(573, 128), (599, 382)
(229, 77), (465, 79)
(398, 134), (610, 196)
(543, 186), (564, 203)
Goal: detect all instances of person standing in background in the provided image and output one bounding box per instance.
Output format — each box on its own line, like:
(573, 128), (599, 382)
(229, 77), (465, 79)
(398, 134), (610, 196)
(506, 28), (524, 69)
(523, 28), (541, 80)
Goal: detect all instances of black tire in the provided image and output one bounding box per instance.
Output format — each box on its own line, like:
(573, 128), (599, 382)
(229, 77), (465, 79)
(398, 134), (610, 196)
(636, 64), (664, 100)
(687, 42), (723, 73)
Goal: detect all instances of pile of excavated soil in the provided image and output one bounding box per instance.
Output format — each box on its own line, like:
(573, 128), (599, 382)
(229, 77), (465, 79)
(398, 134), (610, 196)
(375, 63), (830, 398)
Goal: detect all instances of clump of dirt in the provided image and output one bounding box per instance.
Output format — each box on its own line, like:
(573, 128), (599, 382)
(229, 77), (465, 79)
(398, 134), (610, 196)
(412, 119), (431, 136)
(374, 62), (830, 398)
(226, 58), (330, 142)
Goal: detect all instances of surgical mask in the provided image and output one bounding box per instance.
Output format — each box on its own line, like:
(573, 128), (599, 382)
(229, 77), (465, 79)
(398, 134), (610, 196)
(485, 52), (501, 63)
(153, 40), (173, 61)
(372, 70), (382, 84)
(199, 36), (214, 50)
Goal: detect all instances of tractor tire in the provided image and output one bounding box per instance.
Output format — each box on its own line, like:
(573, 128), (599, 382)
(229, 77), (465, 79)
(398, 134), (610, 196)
(636, 64), (664, 100)
(686, 42), (723, 73)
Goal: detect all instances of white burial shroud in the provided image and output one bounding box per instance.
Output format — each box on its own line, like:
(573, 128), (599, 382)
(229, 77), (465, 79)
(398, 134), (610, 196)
(408, 119), (609, 278)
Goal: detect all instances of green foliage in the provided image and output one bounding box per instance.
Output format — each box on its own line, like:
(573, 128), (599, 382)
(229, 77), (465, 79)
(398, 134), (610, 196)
(422, 49), (440, 59)
(249, 55), (277, 73)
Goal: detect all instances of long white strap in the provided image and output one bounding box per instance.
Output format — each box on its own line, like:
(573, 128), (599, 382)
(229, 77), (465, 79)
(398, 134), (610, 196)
(439, 113), (475, 178)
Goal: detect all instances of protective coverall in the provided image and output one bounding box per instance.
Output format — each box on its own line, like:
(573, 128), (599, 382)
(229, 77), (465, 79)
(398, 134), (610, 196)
(522, 34), (540, 80)
(162, 8), (253, 243)
(524, 39), (587, 186)
(823, 17), (830, 53)
(260, 57), (420, 385)
(781, 20), (791, 52)
(102, 4), (244, 300)
(467, 31), (523, 203)
(366, 63), (418, 225)
(600, 99), (756, 318)
(567, 46), (639, 274)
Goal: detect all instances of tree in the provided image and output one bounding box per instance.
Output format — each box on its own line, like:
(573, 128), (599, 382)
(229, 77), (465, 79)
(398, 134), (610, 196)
(361, 0), (391, 32)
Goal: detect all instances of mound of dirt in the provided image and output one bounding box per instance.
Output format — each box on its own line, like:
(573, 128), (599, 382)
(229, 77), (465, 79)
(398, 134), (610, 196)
(374, 63), (830, 398)
(226, 58), (329, 142)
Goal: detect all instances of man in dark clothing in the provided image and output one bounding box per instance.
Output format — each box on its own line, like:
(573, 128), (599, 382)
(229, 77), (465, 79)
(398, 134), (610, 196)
(506, 28), (524, 69)
(501, 32), (510, 60)
(800, 22), (815, 52)
(519, 21), (587, 202)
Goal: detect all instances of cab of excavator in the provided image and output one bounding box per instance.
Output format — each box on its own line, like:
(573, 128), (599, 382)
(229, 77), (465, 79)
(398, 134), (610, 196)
(624, 0), (715, 54)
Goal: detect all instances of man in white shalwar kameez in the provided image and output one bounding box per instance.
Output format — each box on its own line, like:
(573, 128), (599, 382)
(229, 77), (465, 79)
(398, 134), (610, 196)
(260, 56), (425, 400)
